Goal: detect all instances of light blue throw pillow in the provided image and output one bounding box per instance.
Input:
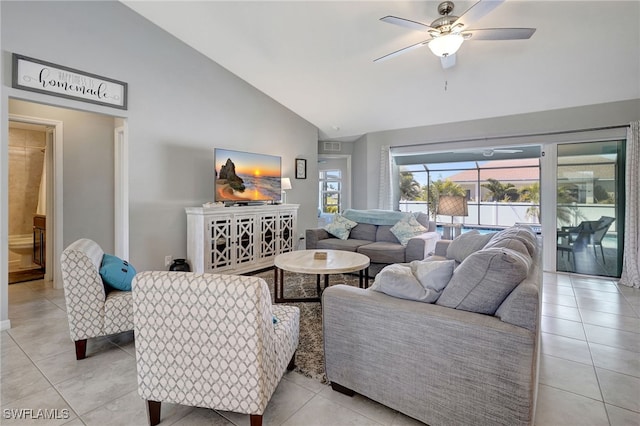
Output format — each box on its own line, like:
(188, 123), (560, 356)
(390, 215), (427, 246)
(99, 254), (136, 291)
(324, 214), (358, 240)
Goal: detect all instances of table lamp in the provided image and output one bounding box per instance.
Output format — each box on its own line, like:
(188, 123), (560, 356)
(281, 177), (292, 204)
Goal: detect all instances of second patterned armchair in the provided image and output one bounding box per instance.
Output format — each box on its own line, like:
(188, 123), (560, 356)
(60, 238), (134, 360)
(133, 271), (299, 426)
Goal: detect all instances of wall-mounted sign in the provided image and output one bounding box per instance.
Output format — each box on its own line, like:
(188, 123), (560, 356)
(12, 54), (128, 110)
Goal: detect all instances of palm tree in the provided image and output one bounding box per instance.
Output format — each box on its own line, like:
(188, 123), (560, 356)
(482, 178), (519, 202)
(427, 179), (465, 220)
(557, 184), (585, 226)
(519, 182), (540, 222)
(399, 173), (423, 201)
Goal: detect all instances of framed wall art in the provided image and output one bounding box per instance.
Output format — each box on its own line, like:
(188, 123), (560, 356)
(295, 158), (307, 179)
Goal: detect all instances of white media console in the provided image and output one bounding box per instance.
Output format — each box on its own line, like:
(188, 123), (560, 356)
(186, 204), (299, 274)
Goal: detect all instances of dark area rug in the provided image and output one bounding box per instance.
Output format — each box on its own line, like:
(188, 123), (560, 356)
(253, 270), (360, 383)
(9, 269), (45, 284)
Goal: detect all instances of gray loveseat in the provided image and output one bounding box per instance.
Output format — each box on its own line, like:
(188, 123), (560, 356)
(306, 209), (439, 276)
(323, 226), (541, 426)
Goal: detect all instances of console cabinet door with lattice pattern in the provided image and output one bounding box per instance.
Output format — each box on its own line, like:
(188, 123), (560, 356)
(186, 205), (299, 274)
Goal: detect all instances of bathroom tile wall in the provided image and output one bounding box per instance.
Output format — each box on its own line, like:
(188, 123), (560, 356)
(8, 126), (46, 265)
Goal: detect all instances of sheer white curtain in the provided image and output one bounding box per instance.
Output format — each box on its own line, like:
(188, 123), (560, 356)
(620, 121), (640, 288)
(378, 145), (393, 210)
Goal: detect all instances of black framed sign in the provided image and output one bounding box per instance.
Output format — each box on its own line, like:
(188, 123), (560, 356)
(12, 54), (128, 110)
(295, 158), (307, 179)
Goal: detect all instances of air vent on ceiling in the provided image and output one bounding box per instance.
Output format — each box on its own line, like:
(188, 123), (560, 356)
(323, 141), (341, 152)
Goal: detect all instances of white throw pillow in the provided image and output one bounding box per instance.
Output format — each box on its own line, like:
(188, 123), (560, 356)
(324, 214), (358, 240)
(370, 260), (454, 303)
(410, 259), (455, 302)
(390, 215), (427, 246)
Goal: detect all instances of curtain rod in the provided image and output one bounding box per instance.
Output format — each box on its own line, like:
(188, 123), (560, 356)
(391, 123), (631, 150)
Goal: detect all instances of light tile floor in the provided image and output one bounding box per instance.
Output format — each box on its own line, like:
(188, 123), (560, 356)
(1, 272), (639, 425)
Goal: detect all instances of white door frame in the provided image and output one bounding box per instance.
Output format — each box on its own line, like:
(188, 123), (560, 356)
(114, 120), (129, 260)
(9, 114), (64, 287)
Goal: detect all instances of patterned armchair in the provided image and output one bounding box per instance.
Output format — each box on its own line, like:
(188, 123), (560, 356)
(133, 271), (299, 426)
(60, 239), (134, 360)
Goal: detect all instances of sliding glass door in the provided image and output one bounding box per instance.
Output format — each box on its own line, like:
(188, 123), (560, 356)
(556, 141), (625, 277)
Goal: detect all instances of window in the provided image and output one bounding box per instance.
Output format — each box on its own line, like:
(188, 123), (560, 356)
(319, 169), (341, 214)
(397, 154), (541, 228)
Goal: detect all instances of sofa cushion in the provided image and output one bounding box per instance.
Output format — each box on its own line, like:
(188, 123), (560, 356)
(436, 247), (531, 315)
(357, 242), (406, 264)
(390, 215), (427, 246)
(349, 223), (377, 241)
(483, 237), (530, 258)
(445, 230), (495, 263)
(317, 238), (371, 252)
(324, 214), (358, 240)
(487, 226), (537, 256)
(414, 212), (435, 231)
(376, 225), (401, 244)
(369, 259), (454, 303)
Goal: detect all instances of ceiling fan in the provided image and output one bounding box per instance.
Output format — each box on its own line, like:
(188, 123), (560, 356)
(375, 0), (536, 69)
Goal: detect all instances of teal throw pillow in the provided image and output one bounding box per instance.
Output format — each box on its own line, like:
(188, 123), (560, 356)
(99, 254), (136, 291)
(324, 214), (358, 240)
(390, 215), (427, 246)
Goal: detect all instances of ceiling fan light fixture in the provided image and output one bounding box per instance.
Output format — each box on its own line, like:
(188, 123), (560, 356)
(428, 33), (464, 57)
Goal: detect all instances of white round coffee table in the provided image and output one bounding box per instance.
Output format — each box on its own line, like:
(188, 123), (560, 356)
(273, 250), (370, 303)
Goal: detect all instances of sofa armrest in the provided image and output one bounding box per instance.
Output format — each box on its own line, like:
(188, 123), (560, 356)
(306, 228), (332, 249)
(405, 231), (441, 261)
(433, 239), (451, 257)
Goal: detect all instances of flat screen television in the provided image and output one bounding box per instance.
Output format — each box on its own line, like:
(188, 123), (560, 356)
(214, 148), (282, 204)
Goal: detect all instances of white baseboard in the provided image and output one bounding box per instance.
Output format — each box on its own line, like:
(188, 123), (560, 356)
(1, 319), (11, 331)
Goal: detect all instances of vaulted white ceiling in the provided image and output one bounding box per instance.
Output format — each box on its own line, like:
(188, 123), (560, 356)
(122, 1), (640, 141)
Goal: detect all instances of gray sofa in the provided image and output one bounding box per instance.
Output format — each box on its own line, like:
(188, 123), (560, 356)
(306, 210), (439, 276)
(323, 226), (541, 426)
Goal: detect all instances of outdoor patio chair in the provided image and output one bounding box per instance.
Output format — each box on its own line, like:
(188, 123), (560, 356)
(561, 216), (615, 263)
(556, 231), (575, 271)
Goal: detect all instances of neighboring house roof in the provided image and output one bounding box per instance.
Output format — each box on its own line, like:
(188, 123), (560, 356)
(446, 158), (540, 183)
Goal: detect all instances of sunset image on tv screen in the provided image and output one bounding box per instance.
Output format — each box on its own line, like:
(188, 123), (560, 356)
(214, 148), (281, 202)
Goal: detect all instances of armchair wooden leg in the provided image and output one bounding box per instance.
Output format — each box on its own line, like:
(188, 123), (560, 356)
(146, 400), (161, 426)
(287, 351), (296, 371)
(330, 382), (355, 397)
(250, 414), (263, 426)
(74, 339), (87, 360)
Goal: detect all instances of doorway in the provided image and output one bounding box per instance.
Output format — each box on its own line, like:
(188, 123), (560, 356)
(7, 121), (49, 283)
(8, 115), (62, 285)
(6, 98), (129, 290)
(556, 140), (625, 277)
(318, 155), (351, 227)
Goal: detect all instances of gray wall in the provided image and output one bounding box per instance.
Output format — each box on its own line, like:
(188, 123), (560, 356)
(353, 99), (640, 209)
(1, 0), (319, 325)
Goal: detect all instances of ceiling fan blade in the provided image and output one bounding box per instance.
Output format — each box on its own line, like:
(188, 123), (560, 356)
(374, 40), (430, 62)
(452, 0), (505, 32)
(440, 54), (456, 69)
(463, 28), (536, 40)
(380, 16), (437, 32)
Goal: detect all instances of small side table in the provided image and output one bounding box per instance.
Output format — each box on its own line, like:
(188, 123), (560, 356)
(441, 223), (462, 240)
